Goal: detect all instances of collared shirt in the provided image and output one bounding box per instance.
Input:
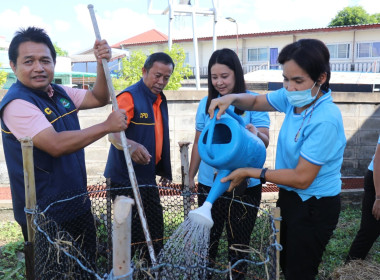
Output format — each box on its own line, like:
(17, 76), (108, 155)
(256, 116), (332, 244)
(2, 85), (86, 139)
(267, 88), (346, 200)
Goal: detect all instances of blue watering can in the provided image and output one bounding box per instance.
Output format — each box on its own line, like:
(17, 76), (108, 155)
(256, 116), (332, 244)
(188, 108), (266, 228)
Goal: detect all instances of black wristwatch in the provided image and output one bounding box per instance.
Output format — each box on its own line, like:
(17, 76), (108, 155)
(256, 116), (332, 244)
(260, 168), (268, 185)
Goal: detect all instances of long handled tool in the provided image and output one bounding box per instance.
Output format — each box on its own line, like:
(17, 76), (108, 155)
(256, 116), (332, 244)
(87, 4), (157, 267)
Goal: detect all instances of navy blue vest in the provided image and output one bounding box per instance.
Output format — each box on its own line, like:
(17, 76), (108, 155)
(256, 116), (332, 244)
(104, 79), (172, 186)
(0, 81), (88, 225)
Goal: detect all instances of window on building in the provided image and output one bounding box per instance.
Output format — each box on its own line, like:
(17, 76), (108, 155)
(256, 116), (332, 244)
(327, 43), (350, 59)
(184, 52), (190, 65)
(357, 42), (380, 58)
(248, 48), (268, 62)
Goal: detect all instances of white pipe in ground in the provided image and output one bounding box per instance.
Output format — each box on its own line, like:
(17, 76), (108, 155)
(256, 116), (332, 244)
(113, 196), (134, 279)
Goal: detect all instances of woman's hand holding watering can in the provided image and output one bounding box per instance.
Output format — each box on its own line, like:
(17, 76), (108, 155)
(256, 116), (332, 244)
(220, 168), (253, 192)
(208, 94), (237, 120)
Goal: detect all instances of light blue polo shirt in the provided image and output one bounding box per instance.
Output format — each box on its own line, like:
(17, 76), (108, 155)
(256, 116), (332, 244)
(267, 88), (346, 201)
(368, 135), (380, 171)
(195, 92), (270, 188)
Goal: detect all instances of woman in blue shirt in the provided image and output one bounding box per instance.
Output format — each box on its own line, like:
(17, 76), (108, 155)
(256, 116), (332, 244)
(189, 48), (270, 279)
(346, 135), (380, 261)
(208, 39), (346, 280)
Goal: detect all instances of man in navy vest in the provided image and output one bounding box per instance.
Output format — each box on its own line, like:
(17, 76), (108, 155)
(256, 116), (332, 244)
(0, 27), (127, 263)
(105, 52), (174, 263)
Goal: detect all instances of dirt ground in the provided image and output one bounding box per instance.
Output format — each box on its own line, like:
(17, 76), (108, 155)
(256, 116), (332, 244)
(0, 208), (15, 222)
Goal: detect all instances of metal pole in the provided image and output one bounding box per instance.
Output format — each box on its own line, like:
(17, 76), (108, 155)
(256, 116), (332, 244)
(226, 17), (239, 56)
(87, 4), (158, 266)
(235, 21), (239, 59)
(211, 0), (219, 51)
(191, 2), (201, 89)
(168, 0), (174, 50)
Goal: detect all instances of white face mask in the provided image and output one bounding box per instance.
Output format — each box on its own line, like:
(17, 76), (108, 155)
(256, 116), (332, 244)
(285, 82), (321, 107)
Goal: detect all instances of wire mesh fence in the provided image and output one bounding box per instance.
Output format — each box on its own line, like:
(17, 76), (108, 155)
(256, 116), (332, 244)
(32, 182), (280, 279)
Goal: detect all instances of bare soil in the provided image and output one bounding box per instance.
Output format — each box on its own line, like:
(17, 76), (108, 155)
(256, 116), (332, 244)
(0, 208), (14, 223)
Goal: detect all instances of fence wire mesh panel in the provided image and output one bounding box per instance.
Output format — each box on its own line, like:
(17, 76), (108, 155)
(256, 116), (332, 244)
(33, 182), (280, 280)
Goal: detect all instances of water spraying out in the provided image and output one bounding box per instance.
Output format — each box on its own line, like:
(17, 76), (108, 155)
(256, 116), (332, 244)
(158, 108), (267, 277)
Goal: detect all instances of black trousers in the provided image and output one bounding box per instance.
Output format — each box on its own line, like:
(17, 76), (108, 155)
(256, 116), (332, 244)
(110, 182), (164, 266)
(346, 170), (380, 261)
(198, 183), (262, 280)
(277, 189), (340, 280)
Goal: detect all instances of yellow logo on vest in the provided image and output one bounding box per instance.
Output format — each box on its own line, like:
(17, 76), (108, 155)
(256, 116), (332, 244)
(44, 108), (52, 115)
(140, 113), (149, 118)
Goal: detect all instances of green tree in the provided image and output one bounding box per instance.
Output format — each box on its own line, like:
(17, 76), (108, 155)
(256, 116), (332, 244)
(372, 13), (380, 22)
(112, 44), (192, 91)
(328, 6), (379, 27)
(0, 63), (7, 89)
(112, 50), (147, 91)
(164, 44), (192, 90)
(54, 43), (68, 56)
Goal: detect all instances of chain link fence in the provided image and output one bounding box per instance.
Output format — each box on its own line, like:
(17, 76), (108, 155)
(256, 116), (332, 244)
(32, 182), (280, 279)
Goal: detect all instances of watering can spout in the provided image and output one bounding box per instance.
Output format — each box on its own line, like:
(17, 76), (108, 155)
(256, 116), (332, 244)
(188, 170), (230, 228)
(188, 201), (214, 228)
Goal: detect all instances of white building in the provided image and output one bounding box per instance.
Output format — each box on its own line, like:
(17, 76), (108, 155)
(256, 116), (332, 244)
(112, 23), (380, 77)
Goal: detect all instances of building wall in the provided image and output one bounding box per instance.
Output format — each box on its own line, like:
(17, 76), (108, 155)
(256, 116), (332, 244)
(1, 89), (379, 187)
(123, 26), (380, 73)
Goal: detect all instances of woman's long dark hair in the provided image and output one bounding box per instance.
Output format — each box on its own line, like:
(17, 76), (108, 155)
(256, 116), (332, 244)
(205, 48), (246, 115)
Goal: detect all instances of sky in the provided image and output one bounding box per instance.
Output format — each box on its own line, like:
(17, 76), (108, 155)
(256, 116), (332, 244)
(1, 0), (380, 55)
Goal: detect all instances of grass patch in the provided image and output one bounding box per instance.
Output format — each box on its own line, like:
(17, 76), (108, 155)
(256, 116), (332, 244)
(0, 221), (24, 279)
(317, 206), (380, 279)
(0, 221), (23, 245)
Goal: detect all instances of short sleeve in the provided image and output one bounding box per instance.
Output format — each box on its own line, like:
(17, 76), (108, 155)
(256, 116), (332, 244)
(2, 99), (52, 139)
(246, 91), (270, 128)
(249, 110), (270, 128)
(266, 88), (288, 113)
(195, 97), (208, 132)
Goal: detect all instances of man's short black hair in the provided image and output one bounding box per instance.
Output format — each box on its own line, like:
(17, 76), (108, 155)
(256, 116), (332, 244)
(143, 52), (175, 72)
(8, 26), (56, 65)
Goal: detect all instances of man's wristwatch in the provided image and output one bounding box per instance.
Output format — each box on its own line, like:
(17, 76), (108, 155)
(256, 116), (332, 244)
(260, 168), (268, 185)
